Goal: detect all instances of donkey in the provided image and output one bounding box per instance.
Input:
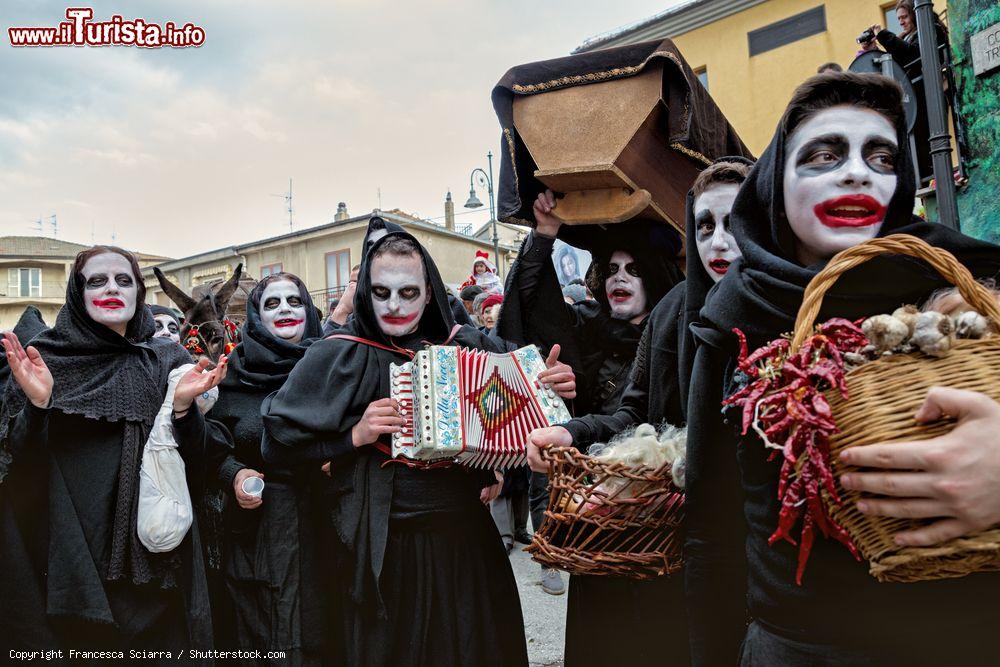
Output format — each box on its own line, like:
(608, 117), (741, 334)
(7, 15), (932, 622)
(154, 264), (244, 363)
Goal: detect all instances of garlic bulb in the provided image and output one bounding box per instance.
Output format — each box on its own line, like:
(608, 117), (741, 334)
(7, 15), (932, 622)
(862, 314), (909, 353)
(911, 311), (955, 357)
(891, 305), (920, 337)
(954, 310), (990, 339)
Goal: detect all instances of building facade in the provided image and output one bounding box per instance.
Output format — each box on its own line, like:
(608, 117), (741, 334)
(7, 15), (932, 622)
(0, 236), (167, 329)
(577, 0), (948, 156)
(144, 209), (523, 315)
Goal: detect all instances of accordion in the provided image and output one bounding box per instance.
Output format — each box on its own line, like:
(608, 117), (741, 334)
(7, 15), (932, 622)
(390, 345), (572, 469)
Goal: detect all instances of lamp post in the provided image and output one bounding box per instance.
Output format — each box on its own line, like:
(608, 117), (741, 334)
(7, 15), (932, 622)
(464, 151), (502, 280)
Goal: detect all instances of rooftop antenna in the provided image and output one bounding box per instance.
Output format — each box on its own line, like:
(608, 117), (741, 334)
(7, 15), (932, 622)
(377, 187), (382, 210)
(29, 216), (43, 235)
(271, 178), (293, 232)
(49, 214), (57, 238)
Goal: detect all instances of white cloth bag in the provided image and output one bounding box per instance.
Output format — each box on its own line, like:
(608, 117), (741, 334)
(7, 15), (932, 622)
(137, 363), (195, 553)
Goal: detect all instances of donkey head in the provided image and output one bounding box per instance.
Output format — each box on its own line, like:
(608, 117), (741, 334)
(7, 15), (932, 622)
(154, 263), (243, 363)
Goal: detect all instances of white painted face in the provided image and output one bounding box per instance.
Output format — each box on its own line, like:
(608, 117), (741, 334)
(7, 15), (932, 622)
(604, 250), (648, 322)
(371, 253), (430, 337)
(693, 183), (742, 284)
(782, 105), (898, 265)
(260, 279), (307, 343)
(153, 314), (180, 343)
(81, 252), (138, 335)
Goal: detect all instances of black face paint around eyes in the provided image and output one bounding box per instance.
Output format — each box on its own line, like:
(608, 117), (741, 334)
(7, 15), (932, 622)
(795, 136), (848, 176)
(863, 139), (899, 174)
(115, 274), (133, 287)
(86, 276), (108, 288)
(625, 263), (641, 278)
(695, 211), (716, 240)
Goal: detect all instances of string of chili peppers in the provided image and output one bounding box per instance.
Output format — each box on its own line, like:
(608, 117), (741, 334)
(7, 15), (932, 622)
(724, 318), (868, 583)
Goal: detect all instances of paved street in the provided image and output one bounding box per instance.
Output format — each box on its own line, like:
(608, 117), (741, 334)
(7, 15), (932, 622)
(509, 544), (567, 667)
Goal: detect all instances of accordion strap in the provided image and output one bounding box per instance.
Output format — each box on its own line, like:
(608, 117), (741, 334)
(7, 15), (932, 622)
(327, 324), (464, 358)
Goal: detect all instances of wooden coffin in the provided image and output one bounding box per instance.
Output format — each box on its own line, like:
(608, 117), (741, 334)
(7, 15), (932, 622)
(512, 62), (700, 235)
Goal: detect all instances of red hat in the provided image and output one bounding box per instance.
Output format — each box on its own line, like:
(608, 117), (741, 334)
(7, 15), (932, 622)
(480, 293), (503, 311)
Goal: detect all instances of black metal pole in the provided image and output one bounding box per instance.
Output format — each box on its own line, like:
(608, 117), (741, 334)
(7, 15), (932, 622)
(486, 151), (501, 281)
(913, 0), (959, 230)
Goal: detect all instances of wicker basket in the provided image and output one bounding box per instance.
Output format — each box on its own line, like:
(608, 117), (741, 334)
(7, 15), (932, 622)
(790, 234), (1000, 583)
(526, 444), (685, 580)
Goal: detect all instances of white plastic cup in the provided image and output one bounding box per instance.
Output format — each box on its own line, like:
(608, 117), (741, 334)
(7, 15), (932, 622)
(241, 476), (265, 497)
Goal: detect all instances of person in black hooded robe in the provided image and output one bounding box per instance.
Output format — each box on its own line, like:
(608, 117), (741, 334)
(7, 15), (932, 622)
(497, 199), (683, 598)
(261, 231), (577, 667)
(522, 158), (753, 666)
(0, 306), (48, 391)
(192, 272), (330, 663)
(323, 216), (473, 336)
(0, 246), (226, 658)
(516, 157), (752, 665)
(684, 71), (1000, 666)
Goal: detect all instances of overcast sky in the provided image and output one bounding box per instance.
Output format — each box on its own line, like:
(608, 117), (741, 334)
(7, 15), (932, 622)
(1, 0), (686, 258)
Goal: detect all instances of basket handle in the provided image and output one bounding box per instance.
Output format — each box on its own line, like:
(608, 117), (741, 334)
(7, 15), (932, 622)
(790, 234), (1000, 353)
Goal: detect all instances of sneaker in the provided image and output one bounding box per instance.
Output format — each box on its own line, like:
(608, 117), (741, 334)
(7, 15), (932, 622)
(514, 529), (533, 545)
(539, 567), (565, 596)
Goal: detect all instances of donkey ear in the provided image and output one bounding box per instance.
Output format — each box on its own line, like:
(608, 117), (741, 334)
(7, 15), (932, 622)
(214, 263), (243, 314)
(154, 267), (197, 313)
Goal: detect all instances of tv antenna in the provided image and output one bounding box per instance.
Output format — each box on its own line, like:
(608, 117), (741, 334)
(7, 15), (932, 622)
(271, 178), (293, 232)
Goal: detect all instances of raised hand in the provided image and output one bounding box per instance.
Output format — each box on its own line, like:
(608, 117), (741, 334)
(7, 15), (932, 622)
(840, 387), (1000, 547)
(2, 331), (53, 408)
(351, 397), (404, 448)
(173, 356), (229, 413)
(533, 189), (562, 238)
(526, 425), (572, 473)
(538, 344), (577, 400)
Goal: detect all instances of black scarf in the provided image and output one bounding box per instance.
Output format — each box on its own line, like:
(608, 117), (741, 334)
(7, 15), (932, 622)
(700, 112), (1000, 357)
(226, 278), (323, 390)
(0, 276), (191, 587)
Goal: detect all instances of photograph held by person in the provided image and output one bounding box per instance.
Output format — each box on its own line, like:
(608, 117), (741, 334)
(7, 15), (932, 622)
(0, 246), (227, 656)
(859, 0), (949, 180)
(260, 232), (575, 667)
(684, 72), (1000, 666)
(523, 158), (751, 667)
(188, 273), (331, 662)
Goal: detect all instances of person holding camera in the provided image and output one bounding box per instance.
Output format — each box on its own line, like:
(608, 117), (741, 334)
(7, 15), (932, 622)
(858, 0), (949, 180)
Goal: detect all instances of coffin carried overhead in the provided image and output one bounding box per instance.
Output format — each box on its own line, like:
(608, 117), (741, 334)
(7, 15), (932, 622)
(492, 38), (752, 243)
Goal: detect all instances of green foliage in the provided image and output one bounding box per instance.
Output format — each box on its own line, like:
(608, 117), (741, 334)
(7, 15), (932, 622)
(950, 0), (1000, 243)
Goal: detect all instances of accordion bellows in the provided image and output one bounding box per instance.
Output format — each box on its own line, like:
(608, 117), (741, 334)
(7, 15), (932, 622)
(391, 345), (572, 469)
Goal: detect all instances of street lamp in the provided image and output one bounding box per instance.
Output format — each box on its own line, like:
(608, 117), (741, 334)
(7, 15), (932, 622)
(464, 151), (502, 280)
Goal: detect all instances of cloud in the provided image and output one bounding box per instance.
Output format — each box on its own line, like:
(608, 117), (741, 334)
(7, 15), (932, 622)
(0, 0), (682, 258)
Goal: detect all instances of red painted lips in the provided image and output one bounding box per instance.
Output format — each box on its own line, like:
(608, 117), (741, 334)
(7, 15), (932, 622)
(608, 288), (633, 303)
(813, 194), (887, 228)
(709, 259), (731, 275)
(274, 318), (303, 328)
(382, 312), (418, 326)
(93, 298), (125, 309)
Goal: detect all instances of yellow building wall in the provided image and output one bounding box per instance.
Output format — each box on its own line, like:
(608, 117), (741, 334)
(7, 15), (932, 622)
(671, 0), (948, 155)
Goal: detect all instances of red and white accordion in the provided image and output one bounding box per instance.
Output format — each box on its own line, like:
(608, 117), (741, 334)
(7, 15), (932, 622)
(390, 345), (572, 469)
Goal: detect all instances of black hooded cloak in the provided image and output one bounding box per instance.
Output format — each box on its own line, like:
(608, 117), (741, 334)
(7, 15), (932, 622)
(497, 221), (683, 418)
(190, 276), (332, 662)
(563, 156), (755, 447)
(684, 90), (1000, 665)
(261, 231), (527, 667)
(0, 277), (212, 656)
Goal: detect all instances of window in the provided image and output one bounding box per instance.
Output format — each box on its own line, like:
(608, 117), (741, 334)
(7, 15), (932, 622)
(7, 268), (41, 298)
(694, 66), (709, 91)
(748, 6), (827, 57)
(260, 263), (282, 278)
(882, 3), (903, 35)
(325, 250), (351, 294)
